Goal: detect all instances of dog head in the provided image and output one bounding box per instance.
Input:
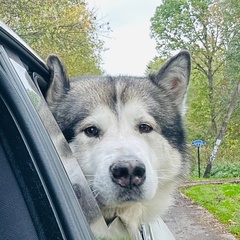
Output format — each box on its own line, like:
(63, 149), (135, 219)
(46, 52), (190, 209)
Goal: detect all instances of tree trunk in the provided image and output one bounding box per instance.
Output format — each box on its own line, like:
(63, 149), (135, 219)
(207, 66), (218, 134)
(204, 79), (240, 178)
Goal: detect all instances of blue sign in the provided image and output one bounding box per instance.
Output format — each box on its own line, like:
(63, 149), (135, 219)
(192, 140), (206, 147)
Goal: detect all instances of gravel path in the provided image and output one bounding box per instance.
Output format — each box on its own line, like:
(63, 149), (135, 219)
(163, 191), (237, 240)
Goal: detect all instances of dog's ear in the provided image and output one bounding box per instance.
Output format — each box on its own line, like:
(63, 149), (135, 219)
(46, 55), (70, 105)
(150, 51), (191, 113)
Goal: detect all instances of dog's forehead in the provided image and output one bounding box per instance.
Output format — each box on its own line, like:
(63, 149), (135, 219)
(71, 76), (157, 108)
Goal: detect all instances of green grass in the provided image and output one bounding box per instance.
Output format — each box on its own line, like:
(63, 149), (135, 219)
(181, 183), (240, 238)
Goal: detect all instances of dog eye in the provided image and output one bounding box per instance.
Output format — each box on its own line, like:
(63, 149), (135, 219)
(138, 123), (153, 134)
(84, 126), (100, 138)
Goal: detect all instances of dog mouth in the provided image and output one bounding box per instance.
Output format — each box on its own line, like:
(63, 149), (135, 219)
(117, 187), (144, 202)
(96, 186), (144, 206)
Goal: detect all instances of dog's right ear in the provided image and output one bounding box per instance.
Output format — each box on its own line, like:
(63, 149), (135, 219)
(46, 55), (70, 105)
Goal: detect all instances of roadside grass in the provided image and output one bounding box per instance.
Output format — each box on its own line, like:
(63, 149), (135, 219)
(181, 183), (240, 238)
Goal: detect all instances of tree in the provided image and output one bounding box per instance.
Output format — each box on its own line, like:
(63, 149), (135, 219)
(1, 0), (109, 76)
(150, 0), (240, 177)
(145, 56), (166, 75)
(150, 0), (238, 134)
(204, 79), (240, 177)
(203, 0), (240, 177)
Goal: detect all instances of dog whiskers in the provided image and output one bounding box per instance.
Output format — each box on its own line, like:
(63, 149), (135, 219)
(91, 189), (101, 199)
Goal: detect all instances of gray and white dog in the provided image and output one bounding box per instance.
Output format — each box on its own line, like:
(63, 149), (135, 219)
(46, 51), (191, 237)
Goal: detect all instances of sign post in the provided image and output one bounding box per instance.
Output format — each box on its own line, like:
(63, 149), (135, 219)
(192, 140), (206, 178)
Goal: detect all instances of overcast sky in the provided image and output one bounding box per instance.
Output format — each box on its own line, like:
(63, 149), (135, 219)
(86, 0), (160, 76)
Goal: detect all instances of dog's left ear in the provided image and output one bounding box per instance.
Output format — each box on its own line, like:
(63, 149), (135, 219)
(150, 51), (191, 112)
(46, 55), (70, 105)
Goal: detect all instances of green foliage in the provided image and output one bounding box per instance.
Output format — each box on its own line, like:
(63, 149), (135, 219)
(211, 163), (240, 178)
(181, 183), (240, 238)
(150, 0), (228, 61)
(150, 0), (237, 118)
(149, 0), (240, 173)
(186, 70), (211, 141)
(190, 157), (240, 179)
(145, 56), (166, 75)
(0, 0), (109, 76)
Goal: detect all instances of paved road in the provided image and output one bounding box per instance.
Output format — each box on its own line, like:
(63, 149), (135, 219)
(163, 192), (237, 240)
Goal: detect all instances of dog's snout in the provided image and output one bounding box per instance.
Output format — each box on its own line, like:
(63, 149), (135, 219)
(110, 160), (146, 188)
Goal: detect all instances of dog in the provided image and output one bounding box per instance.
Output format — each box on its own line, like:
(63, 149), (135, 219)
(46, 51), (191, 238)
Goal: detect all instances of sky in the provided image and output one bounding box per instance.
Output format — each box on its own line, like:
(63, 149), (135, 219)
(86, 0), (160, 76)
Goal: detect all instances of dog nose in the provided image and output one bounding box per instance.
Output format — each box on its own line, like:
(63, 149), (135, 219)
(110, 160), (146, 188)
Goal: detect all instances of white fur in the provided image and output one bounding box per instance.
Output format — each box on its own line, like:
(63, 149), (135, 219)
(69, 100), (183, 236)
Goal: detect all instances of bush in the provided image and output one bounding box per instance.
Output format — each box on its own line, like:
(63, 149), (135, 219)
(211, 162), (240, 178)
(190, 161), (240, 179)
